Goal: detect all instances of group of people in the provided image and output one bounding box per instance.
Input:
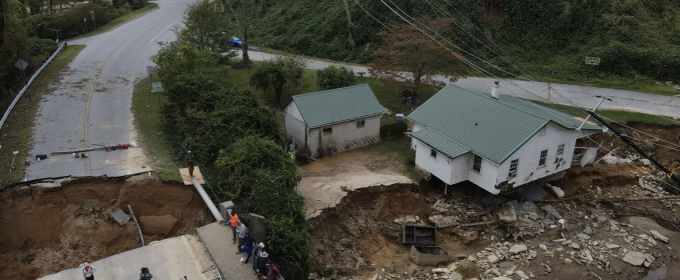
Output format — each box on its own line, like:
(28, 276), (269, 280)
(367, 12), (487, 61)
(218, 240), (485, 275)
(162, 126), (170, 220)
(81, 263), (152, 280)
(228, 212), (283, 280)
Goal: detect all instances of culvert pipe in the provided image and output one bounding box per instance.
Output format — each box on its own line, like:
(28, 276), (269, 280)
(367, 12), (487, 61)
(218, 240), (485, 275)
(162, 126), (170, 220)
(191, 177), (225, 223)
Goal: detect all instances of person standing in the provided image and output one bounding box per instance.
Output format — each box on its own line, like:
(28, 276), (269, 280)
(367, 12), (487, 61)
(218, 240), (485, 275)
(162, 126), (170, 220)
(235, 221), (247, 253)
(257, 252), (270, 275)
(242, 232), (257, 263)
(267, 262), (281, 280)
(229, 212), (239, 244)
(140, 267), (153, 280)
(82, 262), (97, 280)
(185, 151), (197, 178)
(251, 242), (265, 273)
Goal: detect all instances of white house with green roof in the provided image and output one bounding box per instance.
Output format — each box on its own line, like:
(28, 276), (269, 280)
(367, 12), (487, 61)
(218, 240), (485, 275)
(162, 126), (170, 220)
(284, 84), (388, 157)
(407, 83), (601, 194)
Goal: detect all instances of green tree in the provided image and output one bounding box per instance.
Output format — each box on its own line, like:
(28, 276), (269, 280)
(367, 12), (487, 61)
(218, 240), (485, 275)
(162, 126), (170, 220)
(249, 56), (305, 106)
(176, 0), (231, 53)
(316, 65), (357, 90)
(214, 136), (309, 280)
(368, 17), (463, 96)
(1, 0), (30, 71)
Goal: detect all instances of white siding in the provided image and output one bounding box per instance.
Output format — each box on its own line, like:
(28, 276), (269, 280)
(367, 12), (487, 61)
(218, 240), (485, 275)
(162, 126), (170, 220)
(467, 155), (500, 193)
(495, 122), (584, 188)
(410, 121), (592, 194)
(308, 115), (382, 157)
(284, 102), (308, 149)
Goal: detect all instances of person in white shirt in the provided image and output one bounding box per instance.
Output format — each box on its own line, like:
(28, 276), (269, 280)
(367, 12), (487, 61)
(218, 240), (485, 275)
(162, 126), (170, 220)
(82, 262), (97, 280)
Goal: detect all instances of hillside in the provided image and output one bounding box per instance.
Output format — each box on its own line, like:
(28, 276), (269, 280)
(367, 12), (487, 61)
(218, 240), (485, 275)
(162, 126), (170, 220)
(247, 0), (680, 88)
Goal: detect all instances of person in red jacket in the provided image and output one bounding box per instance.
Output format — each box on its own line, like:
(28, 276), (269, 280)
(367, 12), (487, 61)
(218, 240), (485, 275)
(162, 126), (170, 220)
(82, 262), (97, 280)
(267, 262), (281, 280)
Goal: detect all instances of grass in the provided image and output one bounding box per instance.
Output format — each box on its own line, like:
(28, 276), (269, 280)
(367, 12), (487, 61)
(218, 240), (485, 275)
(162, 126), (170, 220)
(532, 100), (680, 126)
(524, 74), (680, 97)
(0, 45), (85, 187)
(70, 3), (159, 40)
(131, 76), (183, 182)
(374, 137), (420, 181)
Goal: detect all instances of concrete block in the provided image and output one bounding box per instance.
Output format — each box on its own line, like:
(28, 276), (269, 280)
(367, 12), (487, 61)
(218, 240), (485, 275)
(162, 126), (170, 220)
(403, 225), (436, 245)
(219, 201), (235, 222)
(248, 213), (267, 244)
(410, 245), (449, 266)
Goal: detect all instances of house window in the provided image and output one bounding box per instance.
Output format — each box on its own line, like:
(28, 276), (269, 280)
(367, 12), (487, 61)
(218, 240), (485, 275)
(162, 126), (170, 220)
(539, 127), (547, 136)
(508, 159), (519, 178)
(430, 149), (437, 158)
(538, 149), (548, 166)
(323, 127), (332, 135)
(473, 155), (482, 173)
(356, 120), (365, 128)
(556, 144), (565, 157)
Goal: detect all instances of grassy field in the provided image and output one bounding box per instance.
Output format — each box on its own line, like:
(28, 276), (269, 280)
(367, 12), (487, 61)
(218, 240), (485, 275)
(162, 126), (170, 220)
(532, 101), (680, 126)
(0, 45), (85, 186)
(131, 76), (183, 182)
(70, 3), (159, 40)
(524, 75), (680, 97)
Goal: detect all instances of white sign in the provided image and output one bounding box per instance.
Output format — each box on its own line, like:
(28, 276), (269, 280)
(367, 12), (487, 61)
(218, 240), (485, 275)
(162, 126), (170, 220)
(151, 82), (163, 92)
(585, 57), (601, 65)
(14, 59), (28, 71)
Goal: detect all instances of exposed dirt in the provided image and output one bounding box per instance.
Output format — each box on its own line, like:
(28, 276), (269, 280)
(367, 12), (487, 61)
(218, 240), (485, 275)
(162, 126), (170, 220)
(305, 124), (680, 280)
(0, 175), (211, 279)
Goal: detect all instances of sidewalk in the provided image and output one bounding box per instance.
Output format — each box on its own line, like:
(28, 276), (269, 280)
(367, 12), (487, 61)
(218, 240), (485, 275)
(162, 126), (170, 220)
(197, 222), (257, 280)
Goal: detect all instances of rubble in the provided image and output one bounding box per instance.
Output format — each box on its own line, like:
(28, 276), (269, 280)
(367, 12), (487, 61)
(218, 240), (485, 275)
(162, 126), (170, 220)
(623, 251), (646, 266)
(650, 230), (669, 242)
(508, 244), (527, 254)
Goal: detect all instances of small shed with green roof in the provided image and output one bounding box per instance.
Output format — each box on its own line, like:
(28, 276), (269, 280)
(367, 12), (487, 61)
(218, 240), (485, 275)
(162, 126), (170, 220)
(407, 83), (601, 194)
(284, 84), (387, 157)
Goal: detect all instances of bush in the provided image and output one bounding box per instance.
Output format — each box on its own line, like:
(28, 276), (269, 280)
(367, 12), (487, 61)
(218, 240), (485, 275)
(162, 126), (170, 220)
(405, 149), (416, 165)
(379, 122), (407, 138)
(27, 37), (56, 56)
(316, 65), (357, 90)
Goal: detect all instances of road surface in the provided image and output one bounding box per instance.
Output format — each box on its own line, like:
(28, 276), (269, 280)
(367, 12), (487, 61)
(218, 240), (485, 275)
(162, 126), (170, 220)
(238, 50), (680, 119)
(37, 235), (219, 280)
(27, 0), (186, 180)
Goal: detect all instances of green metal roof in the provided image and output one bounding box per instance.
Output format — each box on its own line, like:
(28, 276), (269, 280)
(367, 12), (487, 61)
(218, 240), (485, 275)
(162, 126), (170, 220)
(407, 84), (601, 164)
(411, 129), (470, 159)
(291, 84), (387, 128)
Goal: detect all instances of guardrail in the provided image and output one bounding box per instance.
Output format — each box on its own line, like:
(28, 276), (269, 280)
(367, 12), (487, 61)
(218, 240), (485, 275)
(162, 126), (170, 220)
(0, 42), (67, 130)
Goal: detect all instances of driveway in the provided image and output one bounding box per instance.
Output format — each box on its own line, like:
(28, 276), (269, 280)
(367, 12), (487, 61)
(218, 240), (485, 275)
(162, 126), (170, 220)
(28, 0), (187, 180)
(238, 50), (680, 119)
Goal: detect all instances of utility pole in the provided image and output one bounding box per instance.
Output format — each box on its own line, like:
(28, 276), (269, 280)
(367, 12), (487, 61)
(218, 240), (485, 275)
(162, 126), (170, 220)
(577, 95), (609, 131)
(341, 0), (352, 25)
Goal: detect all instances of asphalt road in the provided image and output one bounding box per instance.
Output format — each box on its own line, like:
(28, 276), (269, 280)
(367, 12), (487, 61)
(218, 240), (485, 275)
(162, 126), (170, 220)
(27, 0), (187, 180)
(238, 50), (680, 119)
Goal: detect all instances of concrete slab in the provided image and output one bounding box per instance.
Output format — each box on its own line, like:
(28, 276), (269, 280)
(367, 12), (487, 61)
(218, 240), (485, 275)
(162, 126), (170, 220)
(197, 222), (256, 279)
(38, 235), (217, 280)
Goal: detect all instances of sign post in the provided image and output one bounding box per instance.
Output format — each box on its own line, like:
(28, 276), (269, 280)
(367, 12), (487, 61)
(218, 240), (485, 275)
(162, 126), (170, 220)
(14, 59), (29, 82)
(84, 18), (88, 33)
(90, 11), (96, 30)
(584, 57), (601, 86)
(151, 82), (163, 111)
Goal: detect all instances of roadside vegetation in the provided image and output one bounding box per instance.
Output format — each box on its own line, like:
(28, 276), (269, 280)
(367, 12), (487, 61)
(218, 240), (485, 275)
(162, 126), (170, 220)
(0, 44), (84, 186)
(532, 101), (680, 127)
(243, 0), (680, 95)
(139, 0), (310, 278)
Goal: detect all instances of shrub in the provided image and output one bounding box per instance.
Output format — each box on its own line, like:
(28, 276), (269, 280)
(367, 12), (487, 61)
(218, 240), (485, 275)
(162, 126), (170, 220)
(27, 37), (56, 56)
(379, 122), (407, 138)
(316, 65), (357, 90)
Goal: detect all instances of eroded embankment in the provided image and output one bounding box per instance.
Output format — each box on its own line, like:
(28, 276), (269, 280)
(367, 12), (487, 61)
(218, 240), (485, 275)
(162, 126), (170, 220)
(0, 174), (211, 279)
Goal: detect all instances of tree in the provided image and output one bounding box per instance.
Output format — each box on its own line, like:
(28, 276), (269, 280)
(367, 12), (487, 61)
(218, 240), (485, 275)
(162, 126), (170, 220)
(249, 56), (305, 106)
(316, 65), (357, 90)
(176, 0), (231, 53)
(1, 0), (29, 71)
(368, 17), (463, 96)
(224, 0), (252, 68)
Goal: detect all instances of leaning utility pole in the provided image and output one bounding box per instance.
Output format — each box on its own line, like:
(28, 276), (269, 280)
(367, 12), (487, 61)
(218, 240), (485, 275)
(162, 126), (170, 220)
(585, 111), (680, 188)
(341, 0), (355, 47)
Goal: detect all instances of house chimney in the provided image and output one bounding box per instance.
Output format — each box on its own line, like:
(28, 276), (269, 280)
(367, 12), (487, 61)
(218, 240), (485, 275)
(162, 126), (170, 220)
(491, 81), (500, 99)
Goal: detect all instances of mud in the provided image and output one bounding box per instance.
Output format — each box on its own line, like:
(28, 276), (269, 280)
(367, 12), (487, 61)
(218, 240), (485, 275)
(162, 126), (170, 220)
(0, 175), (211, 279)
